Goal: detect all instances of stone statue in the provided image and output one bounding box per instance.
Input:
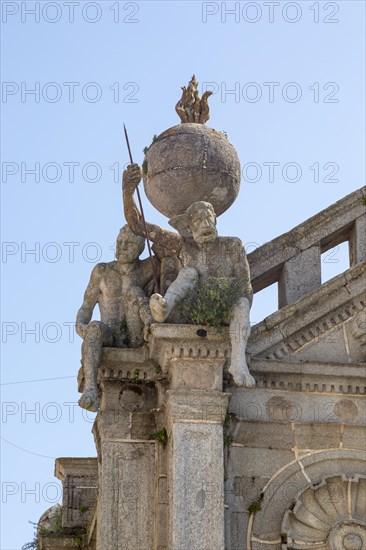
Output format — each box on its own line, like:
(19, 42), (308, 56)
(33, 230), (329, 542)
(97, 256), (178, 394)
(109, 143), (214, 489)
(123, 164), (255, 387)
(76, 225), (159, 411)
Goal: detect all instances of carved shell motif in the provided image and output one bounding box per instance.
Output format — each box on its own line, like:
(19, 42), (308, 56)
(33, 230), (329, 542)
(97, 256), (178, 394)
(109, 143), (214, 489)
(282, 475), (366, 549)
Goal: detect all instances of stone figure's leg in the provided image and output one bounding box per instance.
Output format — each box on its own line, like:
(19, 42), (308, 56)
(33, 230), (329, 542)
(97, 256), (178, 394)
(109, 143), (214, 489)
(124, 286), (153, 347)
(150, 267), (198, 322)
(79, 321), (113, 412)
(229, 296), (255, 387)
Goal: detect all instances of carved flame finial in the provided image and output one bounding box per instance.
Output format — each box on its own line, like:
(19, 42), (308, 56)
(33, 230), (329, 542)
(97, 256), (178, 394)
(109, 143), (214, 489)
(175, 75), (212, 124)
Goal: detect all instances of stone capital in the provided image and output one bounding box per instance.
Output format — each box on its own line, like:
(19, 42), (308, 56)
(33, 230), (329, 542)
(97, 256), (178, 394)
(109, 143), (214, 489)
(166, 389), (230, 427)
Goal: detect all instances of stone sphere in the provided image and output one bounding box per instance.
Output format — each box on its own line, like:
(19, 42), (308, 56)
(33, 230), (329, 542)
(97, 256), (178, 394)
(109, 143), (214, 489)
(142, 123), (241, 219)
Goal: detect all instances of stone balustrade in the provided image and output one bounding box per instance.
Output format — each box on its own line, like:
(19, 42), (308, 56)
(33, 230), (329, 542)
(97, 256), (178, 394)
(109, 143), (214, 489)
(247, 186), (366, 308)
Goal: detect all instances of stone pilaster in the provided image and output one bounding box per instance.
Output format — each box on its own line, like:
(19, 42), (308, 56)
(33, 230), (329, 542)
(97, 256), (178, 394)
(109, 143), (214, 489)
(89, 347), (160, 550)
(149, 324), (230, 550)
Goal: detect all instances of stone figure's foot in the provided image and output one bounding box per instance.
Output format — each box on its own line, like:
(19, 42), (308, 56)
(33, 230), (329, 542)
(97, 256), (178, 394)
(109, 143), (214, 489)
(143, 323), (151, 341)
(150, 294), (169, 323)
(139, 304), (154, 328)
(78, 388), (99, 412)
(128, 335), (144, 348)
(242, 372), (256, 388)
(229, 361), (256, 388)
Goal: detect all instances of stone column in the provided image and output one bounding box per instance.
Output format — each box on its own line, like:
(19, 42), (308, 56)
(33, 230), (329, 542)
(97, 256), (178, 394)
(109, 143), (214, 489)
(87, 347), (160, 550)
(149, 324), (230, 550)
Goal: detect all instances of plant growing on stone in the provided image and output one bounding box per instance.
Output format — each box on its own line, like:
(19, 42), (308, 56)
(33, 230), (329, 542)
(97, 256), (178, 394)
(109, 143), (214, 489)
(142, 158), (148, 175)
(149, 360), (162, 374)
(22, 506), (63, 549)
(247, 495), (263, 516)
(224, 410), (231, 426)
(142, 134), (159, 174)
(178, 276), (246, 327)
(224, 410), (236, 426)
(154, 427), (168, 444)
(22, 524), (38, 550)
(74, 534), (84, 547)
(224, 434), (234, 447)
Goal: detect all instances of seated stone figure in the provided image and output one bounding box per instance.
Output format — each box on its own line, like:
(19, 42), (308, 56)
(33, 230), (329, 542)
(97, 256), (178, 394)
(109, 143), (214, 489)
(123, 164), (255, 387)
(76, 225), (159, 411)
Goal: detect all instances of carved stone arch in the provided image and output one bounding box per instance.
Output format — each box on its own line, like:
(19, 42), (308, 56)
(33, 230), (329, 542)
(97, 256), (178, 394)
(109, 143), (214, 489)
(282, 474), (366, 549)
(249, 449), (366, 550)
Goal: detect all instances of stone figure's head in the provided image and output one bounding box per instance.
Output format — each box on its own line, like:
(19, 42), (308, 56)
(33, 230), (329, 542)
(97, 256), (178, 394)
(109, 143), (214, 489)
(116, 225), (145, 263)
(186, 201), (218, 245)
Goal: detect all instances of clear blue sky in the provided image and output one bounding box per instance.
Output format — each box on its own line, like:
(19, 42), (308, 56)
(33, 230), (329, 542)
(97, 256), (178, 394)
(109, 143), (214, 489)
(1, 1), (365, 547)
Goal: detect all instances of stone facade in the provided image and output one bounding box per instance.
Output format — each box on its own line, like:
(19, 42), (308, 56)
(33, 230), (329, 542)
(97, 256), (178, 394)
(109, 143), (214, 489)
(38, 187), (366, 550)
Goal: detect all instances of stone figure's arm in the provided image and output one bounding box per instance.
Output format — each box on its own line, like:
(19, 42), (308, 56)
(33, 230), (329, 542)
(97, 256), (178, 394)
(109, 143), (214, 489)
(233, 241), (253, 307)
(122, 164), (182, 256)
(76, 263), (105, 339)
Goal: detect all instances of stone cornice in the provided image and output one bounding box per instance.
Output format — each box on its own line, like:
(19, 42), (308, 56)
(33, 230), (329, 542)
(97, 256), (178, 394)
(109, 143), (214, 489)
(250, 358), (366, 395)
(148, 323), (230, 371)
(55, 457), (98, 481)
(78, 347), (159, 392)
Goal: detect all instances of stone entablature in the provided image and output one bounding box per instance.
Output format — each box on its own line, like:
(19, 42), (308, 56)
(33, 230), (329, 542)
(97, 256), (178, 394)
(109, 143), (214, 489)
(251, 358), (366, 396)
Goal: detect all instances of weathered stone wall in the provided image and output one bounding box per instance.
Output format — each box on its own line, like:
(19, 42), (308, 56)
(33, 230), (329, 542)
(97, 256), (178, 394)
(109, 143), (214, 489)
(225, 372), (365, 549)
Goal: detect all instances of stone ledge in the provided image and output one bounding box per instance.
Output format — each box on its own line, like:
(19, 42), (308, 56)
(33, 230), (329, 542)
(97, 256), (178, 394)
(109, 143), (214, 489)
(250, 358), (366, 395)
(55, 457), (98, 481)
(78, 346), (159, 392)
(78, 319), (365, 398)
(39, 536), (85, 549)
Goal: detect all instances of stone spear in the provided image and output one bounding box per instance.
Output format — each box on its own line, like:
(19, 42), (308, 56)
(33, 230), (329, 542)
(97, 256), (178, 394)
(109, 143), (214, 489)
(123, 123), (160, 293)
